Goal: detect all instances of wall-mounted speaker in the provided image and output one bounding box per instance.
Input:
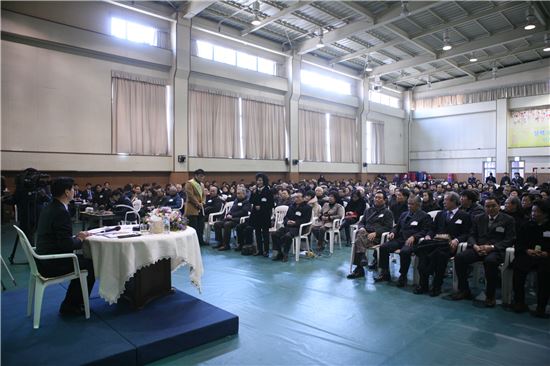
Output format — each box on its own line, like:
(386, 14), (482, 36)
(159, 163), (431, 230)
(177, 155), (186, 163)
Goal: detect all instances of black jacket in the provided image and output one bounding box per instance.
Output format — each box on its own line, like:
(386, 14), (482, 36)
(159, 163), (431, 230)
(467, 212), (516, 252)
(515, 220), (550, 257)
(226, 198), (251, 223)
(428, 209), (471, 243)
(358, 205), (394, 237)
(345, 198), (366, 218)
(204, 196), (224, 216)
(461, 203), (485, 220)
(283, 202), (312, 228)
(392, 209), (432, 243)
(249, 185), (275, 227)
(390, 202), (408, 224)
(36, 199), (81, 255)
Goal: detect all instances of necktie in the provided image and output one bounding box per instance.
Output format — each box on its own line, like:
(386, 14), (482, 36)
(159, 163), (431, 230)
(446, 210), (452, 222)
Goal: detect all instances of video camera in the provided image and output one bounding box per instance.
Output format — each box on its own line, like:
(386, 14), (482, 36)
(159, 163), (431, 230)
(15, 168), (50, 192)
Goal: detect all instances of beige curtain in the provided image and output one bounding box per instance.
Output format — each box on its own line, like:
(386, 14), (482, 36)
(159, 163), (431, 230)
(414, 80), (550, 110)
(188, 90), (239, 158)
(112, 76), (169, 155)
(242, 99), (286, 159)
(299, 109), (327, 162)
(367, 121), (384, 164)
(330, 115), (358, 163)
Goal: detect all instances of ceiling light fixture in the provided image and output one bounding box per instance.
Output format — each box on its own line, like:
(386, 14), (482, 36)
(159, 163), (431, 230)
(442, 29), (452, 51)
(427, 75), (431, 88)
(364, 54), (373, 72)
(544, 34), (550, 52)
(401, 1), (410, 17)
(251, 1), (261, 26)
(524, 4), (536, 30)
(315, 27), (325, 49)
(469, 55), (478, 62)
(491, 63), (498, 79)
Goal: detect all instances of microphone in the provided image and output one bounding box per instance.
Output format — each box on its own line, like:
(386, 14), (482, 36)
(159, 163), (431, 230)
(103, 226), (121, 233)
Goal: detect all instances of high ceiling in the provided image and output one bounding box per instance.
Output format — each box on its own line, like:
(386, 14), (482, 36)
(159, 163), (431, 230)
(145, 1), (550, 89)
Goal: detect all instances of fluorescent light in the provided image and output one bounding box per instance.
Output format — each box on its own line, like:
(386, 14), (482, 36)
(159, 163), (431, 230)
(442, 30), (452, 51)
(469, 57), (478, 62)
(315, 38), (324, 49)
(544, 34), (550, 52)
(251, 15), (261, 26)
(544, 46), (550, 52)
(524, 5), (536, 30)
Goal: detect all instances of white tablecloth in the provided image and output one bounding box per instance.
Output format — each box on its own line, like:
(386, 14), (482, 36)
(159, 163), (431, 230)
(84, 226), (203, 304)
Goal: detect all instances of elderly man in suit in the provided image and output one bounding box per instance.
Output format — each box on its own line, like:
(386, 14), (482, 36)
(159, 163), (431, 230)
(185, 169), (206, 246)
(452, 195), (516, 307)
(375, 195), (432, 287)
(415, 192), (471, 296)
(213, 187), (251, 251)
(35, 177), (93, 316)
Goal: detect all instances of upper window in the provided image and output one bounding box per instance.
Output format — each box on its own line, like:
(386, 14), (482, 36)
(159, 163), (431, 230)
(111, 18), (157, 46)
(368, 90), (400, 108)
(196, 40), (277, 76)
(301, 70), (352, 95)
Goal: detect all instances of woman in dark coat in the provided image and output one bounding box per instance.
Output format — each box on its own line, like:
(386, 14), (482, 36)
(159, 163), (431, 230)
(249, 173), (275, 256)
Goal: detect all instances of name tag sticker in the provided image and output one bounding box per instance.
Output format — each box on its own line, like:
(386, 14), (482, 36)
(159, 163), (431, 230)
(410, 221), (418, 226)
(455, 219), (462, 224)
(208, 199), (212, 203)
(543, 231), (550, 238)
(169, 199), (173, 202)
(238, 202), (243, 206)
(496, 226), (505, 233)
(296, 211), (302, 217)
(261, 198), (267, 202)
(378, 214), (384, 218)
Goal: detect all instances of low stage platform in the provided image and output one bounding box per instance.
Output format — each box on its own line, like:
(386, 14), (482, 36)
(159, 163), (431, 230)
(1, 284), (239, 365)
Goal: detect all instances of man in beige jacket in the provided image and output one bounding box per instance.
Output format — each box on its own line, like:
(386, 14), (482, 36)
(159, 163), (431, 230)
(185, 169), (206, 246)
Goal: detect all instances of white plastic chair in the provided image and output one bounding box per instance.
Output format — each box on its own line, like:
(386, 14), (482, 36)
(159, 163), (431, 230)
(325, 218), (344, 253)
(349, 215), (364, 246)
(115, 204), (140, 225)
(428, 210), (440, 220)
(293, 220), (315, 262)
(13, 225), (90, 329)
(454, 244), (516, 302)
(269, 205), (289, 233)
(204, 201), (234, 243)
(371, 232), (420, 284)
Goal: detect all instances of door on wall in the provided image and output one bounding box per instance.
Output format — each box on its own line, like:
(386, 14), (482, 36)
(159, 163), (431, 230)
(510, 160), (525, 178)
(483, 161), (496, 181)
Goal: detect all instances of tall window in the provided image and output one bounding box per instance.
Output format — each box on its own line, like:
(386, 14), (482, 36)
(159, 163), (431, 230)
(368, 90), (400, 108)
(111, 17), (157, 46)
(366, 121), (384, 164)
(301, 70), (352, 95)
(195, 40), (277, 76)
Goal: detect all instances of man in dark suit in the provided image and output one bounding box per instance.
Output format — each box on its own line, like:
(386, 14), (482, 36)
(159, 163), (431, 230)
(82, 183), (94, 201)
(512, 200), (550, 317)
(348, 191), (394, 279)
(459, 189), (485, 220)
(272, 191), (312, 262)
(512, 172), (524, 188)
(375, 195), (432, 287)
(452, 196), (516, 307)
(500, 172), (511, 186)
(204, 186), (224, 217)
(485, 173), (496, 184)
(390, 188), (410, 225)
(35, 177), (93, 316)
(160, 185), (183, 210)
(213, 187), (251, 251)
(467, 173), (477, 185)
(106, 189), (134, 224)
(415, 192), (471, 296)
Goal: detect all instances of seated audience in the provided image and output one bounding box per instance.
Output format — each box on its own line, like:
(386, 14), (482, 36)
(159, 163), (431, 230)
(452, 196), (516, 307)
(420, 190), (439, 213)
(213, 187), (250, 251)
(348, 191), (393, 279)
(311, 192), (344, 253)
(375, 195), (432, 287)
(512, 200), (550, 317)
(341, 191), (367, 246)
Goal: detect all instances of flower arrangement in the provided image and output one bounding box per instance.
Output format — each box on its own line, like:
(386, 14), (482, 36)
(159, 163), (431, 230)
(146, 207), (188, 231)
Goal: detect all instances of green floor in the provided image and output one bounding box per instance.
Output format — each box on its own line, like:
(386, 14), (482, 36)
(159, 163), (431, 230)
(2, 223), (549, 365)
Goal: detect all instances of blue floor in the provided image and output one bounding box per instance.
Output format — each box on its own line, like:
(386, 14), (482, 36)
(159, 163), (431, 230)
(2, 223), (549, 365)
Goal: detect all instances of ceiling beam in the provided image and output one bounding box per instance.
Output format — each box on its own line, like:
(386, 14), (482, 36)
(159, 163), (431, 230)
(329, 38), (402, 64)
(339, 1), (375, 23)
(240, 1), (313, 36)
(373, 27), (547, 76)
(386, 42), (546, 85)
(295, 1), (440, 55)
(181, 0), (217, 19)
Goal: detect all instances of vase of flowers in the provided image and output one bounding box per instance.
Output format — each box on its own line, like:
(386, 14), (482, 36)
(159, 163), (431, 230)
(146, 207), (188, 232)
